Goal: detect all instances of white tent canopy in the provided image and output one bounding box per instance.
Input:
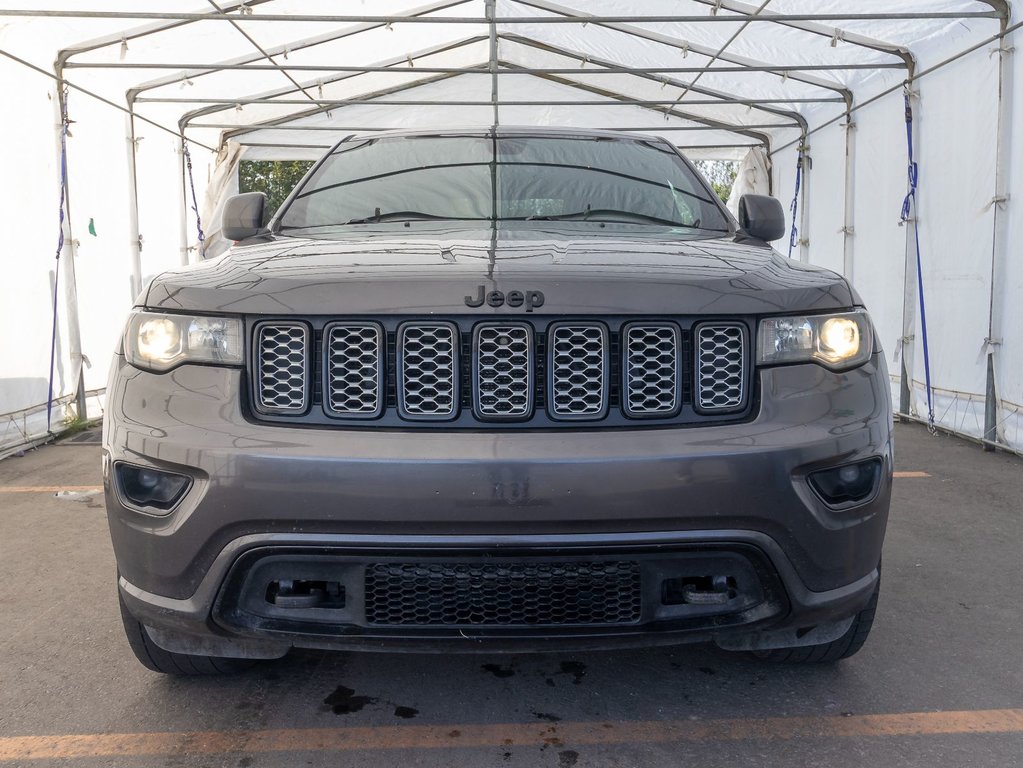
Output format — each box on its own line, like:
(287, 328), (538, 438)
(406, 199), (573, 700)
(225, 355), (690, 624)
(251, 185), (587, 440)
(0, 0), (1020, 455)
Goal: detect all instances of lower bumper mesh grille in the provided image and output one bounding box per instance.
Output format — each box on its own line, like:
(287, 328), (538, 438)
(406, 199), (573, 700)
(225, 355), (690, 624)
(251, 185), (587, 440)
(364, 561), (643, 626)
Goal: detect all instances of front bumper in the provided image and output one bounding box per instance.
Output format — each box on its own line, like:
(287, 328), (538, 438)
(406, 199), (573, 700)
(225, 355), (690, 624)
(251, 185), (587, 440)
(105, 352), (892, 655)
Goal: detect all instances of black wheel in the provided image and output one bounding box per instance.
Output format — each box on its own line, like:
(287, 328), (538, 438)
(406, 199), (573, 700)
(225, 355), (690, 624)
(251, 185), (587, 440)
(118, 590), (257, 675)
(751, 580), (880, 663)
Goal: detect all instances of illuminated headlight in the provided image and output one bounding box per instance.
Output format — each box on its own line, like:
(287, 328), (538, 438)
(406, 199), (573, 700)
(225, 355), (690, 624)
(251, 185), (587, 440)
(757, 310), (873, 371)
(124, 311), (243, 372)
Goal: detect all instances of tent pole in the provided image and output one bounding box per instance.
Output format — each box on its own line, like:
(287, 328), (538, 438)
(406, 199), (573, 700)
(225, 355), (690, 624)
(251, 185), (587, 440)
(486, 0), (498, 127)
(178, 138), (191, 266)
(52, 67), (88, 424)
(798, 139), (810, 263)
(983, 21), (1013, 451)
(841, 111), (856, 282)
(124, 108), (144, 299)
(898, 80), (921, 418)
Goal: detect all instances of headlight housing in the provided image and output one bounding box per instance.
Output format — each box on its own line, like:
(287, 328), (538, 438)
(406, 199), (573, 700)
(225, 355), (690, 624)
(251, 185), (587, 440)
(757, 310), (873, 371)
(124, 311), (243, 372)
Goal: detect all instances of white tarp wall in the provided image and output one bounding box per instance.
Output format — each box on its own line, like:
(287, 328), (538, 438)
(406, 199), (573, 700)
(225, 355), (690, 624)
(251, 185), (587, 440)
(770, 16), (1021, 450)
(0, 0), (1020, 455)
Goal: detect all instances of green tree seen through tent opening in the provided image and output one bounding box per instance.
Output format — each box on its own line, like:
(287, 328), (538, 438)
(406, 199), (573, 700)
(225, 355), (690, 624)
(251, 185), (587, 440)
(238, 160), (315, 217)
(694, 160), (738, 203)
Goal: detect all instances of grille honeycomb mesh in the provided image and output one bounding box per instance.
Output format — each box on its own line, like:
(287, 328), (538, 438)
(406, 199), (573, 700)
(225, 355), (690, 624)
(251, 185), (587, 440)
(624, 324), (679, 416)
(475, 324), (532, 419)
(364, 561), (643, 626)
(399, 324), (457, 418)
(256, 323), (308, 413)
(325, 323), (382, 416)
(549, 324), (607, 418)
(696, 324), (746, 411)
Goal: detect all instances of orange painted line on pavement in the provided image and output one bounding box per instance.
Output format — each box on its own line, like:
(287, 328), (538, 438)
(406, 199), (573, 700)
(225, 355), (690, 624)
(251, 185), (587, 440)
(1, 709), (1022, 762)
(0, 486), (102, 494)
(894, 471), (930, 478)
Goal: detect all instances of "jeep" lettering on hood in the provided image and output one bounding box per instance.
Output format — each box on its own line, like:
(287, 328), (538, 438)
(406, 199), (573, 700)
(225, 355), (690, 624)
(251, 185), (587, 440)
(464, 286), (545, 312)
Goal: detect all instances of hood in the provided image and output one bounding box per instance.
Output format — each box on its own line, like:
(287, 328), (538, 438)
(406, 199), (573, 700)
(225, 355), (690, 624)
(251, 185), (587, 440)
(144, 223), (854, 316)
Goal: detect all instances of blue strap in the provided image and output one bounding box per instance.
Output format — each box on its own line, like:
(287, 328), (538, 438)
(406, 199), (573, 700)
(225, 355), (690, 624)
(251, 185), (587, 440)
(182, 141), (206, 251)
(787, 146), (803, 259)
(900, 90), (935, 429)
(46, 87), (70, 434)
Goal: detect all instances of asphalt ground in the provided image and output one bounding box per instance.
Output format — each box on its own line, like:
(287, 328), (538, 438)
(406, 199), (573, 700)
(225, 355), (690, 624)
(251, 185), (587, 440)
(0, 421), (1021, 767)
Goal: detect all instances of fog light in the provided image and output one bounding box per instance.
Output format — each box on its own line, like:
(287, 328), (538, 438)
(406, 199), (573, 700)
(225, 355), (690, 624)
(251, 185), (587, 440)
(114, 463), (191, 511)
(809, 459), (882, 506)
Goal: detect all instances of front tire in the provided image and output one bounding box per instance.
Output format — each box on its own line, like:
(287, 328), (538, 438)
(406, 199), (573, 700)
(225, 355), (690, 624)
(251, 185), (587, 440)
(118, 590), (257, 675)
(751, 580), (879, 663)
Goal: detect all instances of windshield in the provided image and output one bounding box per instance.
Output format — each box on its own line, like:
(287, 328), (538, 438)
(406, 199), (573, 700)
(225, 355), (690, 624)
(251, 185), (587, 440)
(278, 135), (730, 233)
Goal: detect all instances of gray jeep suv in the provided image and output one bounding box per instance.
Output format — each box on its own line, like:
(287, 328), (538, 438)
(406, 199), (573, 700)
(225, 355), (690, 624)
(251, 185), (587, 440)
(104, 128), (891, 674)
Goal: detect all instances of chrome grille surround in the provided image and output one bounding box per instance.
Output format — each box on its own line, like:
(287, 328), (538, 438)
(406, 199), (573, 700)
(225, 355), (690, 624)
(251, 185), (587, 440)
(695, 322), (747, 413)
(622, 323), (681, 418)
(548, 323), (609, 420)
(323, 322), (384, 418)
(254, 321), (310, 415)
(397, 322), (459, 420)
(473, 323), (534, 420)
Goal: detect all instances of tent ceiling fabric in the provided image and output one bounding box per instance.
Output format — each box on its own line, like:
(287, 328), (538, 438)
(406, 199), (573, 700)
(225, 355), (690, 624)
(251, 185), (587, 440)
(1, 0), (1021, 458)
(0, 0), (1008, 154)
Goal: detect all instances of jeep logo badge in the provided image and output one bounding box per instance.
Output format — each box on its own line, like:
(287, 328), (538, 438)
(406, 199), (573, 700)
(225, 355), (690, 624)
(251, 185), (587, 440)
(464, 285), (545, 312)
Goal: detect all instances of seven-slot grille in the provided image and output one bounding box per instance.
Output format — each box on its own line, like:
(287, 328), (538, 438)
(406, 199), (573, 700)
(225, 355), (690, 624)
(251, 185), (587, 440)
(255, 322), (309, 414)
(324, 322), (383, 418)
(363, 561), (643, 626)
(695, 323), (747, 412)
(251, 320), (750, 423)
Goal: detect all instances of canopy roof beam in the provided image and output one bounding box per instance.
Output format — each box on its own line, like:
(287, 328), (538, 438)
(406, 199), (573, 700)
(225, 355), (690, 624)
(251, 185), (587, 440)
(502, 34), (811, 131)
(70, 61), (905, 73)
(189, 122), (786, 133)
(3, 10), (1005, 23)
(688, 0), (916, 75)
(204, 0), (319, 105)
(670, 0), (776, 106)
(189, 64), (787, 149)
(510, 0), (854, 107)
(142, 96), (841, 106)
(126, 0), (474, 103)
(207, 71), (469, 139)
(54, 0), (273, 70)
(175, 36), (490, 132)
(506, 65), (781, 146)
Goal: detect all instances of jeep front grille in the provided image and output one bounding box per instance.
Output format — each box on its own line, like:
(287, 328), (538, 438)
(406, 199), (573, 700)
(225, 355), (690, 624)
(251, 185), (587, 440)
(363, 561), (643, 626)
(250, 318), (751, 426)
(255, 322), (309, 414)
(623, 323), (681, 417)
(398, 323), (459, 419)
(695, 323), (747, 412)
(324, 322), (383, 418)
(549, 323), (608, 419)
(474, 323), (533, 419)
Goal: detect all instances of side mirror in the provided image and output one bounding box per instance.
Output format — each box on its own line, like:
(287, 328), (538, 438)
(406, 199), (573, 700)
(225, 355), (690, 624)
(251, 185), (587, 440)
(738, 194), (786, 242)
(222, 192), (268, 241)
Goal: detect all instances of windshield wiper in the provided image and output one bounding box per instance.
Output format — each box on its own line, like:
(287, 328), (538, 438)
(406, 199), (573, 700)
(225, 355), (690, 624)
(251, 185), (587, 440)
(342, 210), (476, 225)
(516, 208), (725, 230)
